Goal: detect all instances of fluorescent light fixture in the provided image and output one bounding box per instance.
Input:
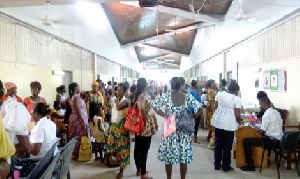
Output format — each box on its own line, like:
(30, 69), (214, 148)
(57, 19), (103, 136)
(247, 18), (257, 22)
(141, 49), (156, 56)
(52, 70), (65, 76)
(164, 59), (175, 62)
(76, 1), (105, 29)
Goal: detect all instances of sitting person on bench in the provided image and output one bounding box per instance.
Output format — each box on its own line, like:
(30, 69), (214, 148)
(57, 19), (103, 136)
(29, 103), (58, 158)
(240, 97), (282, 171)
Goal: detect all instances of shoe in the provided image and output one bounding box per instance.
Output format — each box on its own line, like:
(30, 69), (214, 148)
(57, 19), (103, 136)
(240, 165), (255, 171)
(223, 166), (234, 172)
(136, 169), (148, 176)
(141, 174), (153, 179)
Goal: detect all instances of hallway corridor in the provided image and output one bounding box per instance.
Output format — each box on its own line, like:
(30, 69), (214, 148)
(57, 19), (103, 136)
(70, 115), (297, 179)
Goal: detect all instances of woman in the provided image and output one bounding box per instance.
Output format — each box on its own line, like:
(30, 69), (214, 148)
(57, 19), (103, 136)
(23, 81), (47, 131)
(152, 77), (202, 179)
(29, 103), (58, 158)
(206, 79), (216, 149)
(211, 82), (241, 171)
(106, 83), (130, 179)
(134, 78), (158, 179)
(68, 82), (90, 160)
(86, 81), (106, 122)
(55, 85), (67, 102)
(1, 82), (22, 103)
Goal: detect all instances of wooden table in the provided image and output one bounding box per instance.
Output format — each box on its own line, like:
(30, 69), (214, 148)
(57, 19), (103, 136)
(233, 127), (268, 168)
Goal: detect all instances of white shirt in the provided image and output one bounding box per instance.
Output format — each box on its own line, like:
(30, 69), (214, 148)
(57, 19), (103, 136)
(30, 117), (58, 158)
(211, 91), (241, 131)
(261, 108), (283, 140)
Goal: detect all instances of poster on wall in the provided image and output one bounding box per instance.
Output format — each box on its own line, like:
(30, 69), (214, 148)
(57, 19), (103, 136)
(278, 68), (287, 92)
(270, 69), (278, 91)
(263, 70), (270, 90)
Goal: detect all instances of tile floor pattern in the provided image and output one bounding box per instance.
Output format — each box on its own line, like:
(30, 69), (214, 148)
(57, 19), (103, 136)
(70, 115), (298, 179)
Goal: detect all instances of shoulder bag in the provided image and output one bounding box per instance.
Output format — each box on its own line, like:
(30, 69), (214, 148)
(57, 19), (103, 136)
(125, 97), (144, 134)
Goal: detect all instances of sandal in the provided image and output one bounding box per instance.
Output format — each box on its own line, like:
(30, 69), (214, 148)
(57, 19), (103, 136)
(136, 170), (149, 176)
(141, 175), (153, 179)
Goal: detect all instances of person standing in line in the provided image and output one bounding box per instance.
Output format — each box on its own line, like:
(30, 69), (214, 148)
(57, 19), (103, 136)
(211, 82), (241, 171)
(219, 79), (227, 92)
(152, 77), (202, 179)
(206, 80), (216, 147)
(189, 80), (202, 144)
(147, 81), (156, 100)
(179, 77), (188, 93)
(133, 78), (158, 179)
(68, 82), (90, 160)
(23, 81), (47, 131)
(106, 83), (130, 179)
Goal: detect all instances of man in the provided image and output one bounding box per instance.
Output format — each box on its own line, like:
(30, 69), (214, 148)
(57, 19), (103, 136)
(240, 97), (282, 171)
(219, 79), (227, 92)
(189, 80), (202, 143)
(147, 81), (156, 100)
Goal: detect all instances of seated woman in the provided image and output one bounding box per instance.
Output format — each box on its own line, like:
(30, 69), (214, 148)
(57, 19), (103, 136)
(29, 103), (58, 158)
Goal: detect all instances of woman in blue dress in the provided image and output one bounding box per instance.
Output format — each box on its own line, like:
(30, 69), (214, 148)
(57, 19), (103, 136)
(152, 77), (202, 179)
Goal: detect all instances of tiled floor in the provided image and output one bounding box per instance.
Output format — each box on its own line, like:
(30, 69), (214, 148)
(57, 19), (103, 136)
(70, 115), (298, 179)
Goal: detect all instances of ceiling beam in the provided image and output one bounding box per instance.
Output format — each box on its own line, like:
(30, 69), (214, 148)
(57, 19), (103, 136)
(0, 0), (136, 7)
(122, 22), (213, 48)
(120, 1), (224, 24)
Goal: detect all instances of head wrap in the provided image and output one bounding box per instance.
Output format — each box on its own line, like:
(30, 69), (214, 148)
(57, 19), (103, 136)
(91, 81), (99, 88)
(4, 82), (16, 90)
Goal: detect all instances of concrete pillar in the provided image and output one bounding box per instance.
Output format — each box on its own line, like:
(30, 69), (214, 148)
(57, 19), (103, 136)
(223, 51), (227, 81)
(92, 52), (97, 81)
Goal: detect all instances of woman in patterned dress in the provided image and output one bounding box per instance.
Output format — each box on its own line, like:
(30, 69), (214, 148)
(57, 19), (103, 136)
(68, 82), (90, 160)
(133, 78), (158, 179)
(152, 77), (202, 179)
(106, 83), (130, 179)
(206, 80), (216, 150)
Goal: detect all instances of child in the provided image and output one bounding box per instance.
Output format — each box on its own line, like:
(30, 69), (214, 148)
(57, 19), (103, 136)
(89, 105), (106, 162)
(51, 101), (67, 146)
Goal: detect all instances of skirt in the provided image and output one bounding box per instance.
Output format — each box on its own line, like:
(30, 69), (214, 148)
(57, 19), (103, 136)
(106, 120), (130, 167)
(157, 130), (193, 164)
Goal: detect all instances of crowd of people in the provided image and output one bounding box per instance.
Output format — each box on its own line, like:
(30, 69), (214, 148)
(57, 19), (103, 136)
(0, 76), (284, 179)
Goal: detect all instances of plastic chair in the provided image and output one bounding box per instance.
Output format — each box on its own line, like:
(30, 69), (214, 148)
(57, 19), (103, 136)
(52, 136), (78, 179)
(259, 136), (280, 172)
(274, 131), (300, 179)
(19, 143), (57, 179)
(39, 153), (60, 179)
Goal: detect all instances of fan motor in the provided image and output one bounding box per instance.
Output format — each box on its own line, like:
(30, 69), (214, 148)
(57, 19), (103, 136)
(139, 0), (158, 7)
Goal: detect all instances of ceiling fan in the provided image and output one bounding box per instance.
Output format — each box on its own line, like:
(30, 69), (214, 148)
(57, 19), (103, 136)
(235, 0), (256, 21)
(41, 2), (58, 29)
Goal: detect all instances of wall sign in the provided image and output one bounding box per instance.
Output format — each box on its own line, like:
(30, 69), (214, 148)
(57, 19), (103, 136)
(263, 68), (287, 92)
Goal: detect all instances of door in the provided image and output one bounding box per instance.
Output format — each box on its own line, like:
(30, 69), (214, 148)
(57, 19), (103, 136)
(62, 71), (72, 97)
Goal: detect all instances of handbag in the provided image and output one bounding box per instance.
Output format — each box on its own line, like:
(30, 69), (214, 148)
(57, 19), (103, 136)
(77, 136), (92, 162)
(124, 98), (144, 134)
(163, 115), (176, 138)
(178, 100), (195, 134)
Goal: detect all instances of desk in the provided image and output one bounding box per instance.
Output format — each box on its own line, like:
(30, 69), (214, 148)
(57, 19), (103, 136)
(234, 127), (268, 167)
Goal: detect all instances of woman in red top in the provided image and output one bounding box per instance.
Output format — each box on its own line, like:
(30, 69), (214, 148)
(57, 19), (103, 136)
(23, 81), (47, 131)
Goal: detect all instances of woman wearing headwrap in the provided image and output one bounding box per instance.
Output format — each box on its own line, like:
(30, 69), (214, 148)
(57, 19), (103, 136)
(23, 81), (47, 131)
(0, 82), (22, 103)
(85, 81), (106, 122)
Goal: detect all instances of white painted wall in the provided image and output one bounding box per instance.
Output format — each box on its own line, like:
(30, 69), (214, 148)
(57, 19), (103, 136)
(140, 69), (183, 85)
(1, 4), (143, 72)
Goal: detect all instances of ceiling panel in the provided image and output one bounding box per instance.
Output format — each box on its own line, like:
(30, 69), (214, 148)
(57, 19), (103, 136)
(159, 0), (233, 16)
(102, 2), (201, 45)
(144, 29), (197, 55)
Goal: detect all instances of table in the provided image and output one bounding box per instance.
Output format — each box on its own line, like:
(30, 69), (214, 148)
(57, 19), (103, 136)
(233, 127), (268, 167)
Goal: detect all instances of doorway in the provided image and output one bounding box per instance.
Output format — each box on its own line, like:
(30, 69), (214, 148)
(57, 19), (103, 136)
(62, 71), (72, 97)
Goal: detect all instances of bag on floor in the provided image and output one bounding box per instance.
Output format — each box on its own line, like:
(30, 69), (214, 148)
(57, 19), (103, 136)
(163, 115), (176, 138)
(125, 98), (144, 134)
(77, 136), (92, 162)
